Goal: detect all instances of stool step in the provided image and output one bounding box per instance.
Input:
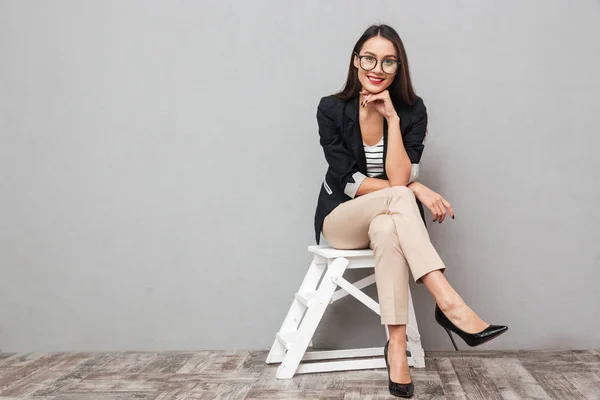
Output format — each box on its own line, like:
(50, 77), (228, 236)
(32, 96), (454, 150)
(295, 291), (333, 307)
(294, 291), (316, 307)
(276, 330), (313, 350)
(276, 331), (295, 350)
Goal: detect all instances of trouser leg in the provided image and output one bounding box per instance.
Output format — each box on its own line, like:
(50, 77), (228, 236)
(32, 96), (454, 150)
(322, 186), (447, 324)
(368, 214), (410, 324)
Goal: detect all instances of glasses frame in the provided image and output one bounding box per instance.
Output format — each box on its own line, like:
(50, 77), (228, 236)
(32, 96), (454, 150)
(354, 52), (401, 75)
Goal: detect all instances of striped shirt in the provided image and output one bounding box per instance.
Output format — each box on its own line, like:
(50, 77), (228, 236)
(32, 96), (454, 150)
(361, 136), (422, 182)
(363, 136), (384, 177)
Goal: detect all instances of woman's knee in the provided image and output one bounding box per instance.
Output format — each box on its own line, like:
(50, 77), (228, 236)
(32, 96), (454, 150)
(391, 185), (415, 198)
(381, 185), (415, 200)
(368, 214), (398, 246)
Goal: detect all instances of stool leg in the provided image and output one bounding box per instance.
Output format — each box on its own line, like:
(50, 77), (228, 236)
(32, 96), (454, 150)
(276, 257), (350, 379)
(266, 258), (325, 365)
(407, 285), (426, 368)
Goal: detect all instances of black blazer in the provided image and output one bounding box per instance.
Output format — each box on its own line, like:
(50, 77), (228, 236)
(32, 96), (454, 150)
(313, 94), (429, 245)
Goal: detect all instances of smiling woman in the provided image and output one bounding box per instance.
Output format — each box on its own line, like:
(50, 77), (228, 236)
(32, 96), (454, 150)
(335, 26), (415, 106)
(312, 24), (509, 398)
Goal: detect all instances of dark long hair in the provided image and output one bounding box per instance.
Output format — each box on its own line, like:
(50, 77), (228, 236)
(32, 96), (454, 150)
(334, 24), (418, 106)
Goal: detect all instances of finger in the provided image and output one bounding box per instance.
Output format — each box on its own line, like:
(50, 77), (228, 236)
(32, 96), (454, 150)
(434, 202), (442, 223)
(361, 94), (372, 107)
(433, 199), (445, 223)
(434, 202), (445, 223)
(363, 93), (382, 106)
(367, 93), (381, 101)
(437, 201), (446, 223)
(429, 204), (439, 222)
(360, 92), (371, 100)
(426, 204), (436, 221)
(364, 93), (393, 111)
(442, 198), (455, 219)
(370, 90), (391, 101)
(363, 97), (380, 108)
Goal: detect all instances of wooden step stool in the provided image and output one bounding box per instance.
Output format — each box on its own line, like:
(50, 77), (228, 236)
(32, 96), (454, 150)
(265, 245), (425, 379)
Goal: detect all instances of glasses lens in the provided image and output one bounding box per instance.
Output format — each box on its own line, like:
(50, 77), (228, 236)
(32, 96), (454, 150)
(382, 60), (398, 74)
(360, 56), (376, 70)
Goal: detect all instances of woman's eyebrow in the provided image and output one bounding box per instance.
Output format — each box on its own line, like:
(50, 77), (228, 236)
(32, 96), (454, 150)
(364, 51), (397, 59)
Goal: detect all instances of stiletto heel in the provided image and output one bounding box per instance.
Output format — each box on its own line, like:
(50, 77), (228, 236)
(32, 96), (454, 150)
(435, 303), (508, 348)
(443, 328), (459, 351)
(384, 339), (414, 398)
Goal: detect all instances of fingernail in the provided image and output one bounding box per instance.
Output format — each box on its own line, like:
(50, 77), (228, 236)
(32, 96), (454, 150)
(452, 216), (455, 219)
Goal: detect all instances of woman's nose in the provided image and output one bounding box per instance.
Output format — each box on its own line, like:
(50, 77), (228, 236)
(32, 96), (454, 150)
(372, 63), (384, 74)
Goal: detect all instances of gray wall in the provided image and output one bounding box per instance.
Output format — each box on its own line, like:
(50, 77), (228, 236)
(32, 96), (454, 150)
(1, 0), (599, 352)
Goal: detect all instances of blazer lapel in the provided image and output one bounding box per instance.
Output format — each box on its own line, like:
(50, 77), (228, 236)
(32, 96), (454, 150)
(343, 96), (367, 173)
(382, 117), (388, 171)
(343, 95), (390, 177)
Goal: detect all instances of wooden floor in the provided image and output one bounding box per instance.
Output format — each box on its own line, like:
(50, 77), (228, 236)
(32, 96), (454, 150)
(0, 349), (599, 399)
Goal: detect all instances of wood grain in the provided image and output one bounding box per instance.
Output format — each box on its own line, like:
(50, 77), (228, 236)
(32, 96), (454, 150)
(0, 349), (598, 399)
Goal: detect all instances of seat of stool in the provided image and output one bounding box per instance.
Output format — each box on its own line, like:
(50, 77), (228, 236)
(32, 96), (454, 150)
(308, 245), (373, 258)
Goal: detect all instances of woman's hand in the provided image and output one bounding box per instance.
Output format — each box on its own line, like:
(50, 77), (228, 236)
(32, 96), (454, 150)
(360, 89), (398, 121)
(409, 182), (455, 223)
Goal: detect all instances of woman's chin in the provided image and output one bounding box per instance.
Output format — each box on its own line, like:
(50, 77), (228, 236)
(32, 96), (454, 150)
(362, 81), (386, 93)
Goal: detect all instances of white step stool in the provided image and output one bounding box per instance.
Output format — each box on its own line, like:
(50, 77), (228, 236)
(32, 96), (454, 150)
(265, 245), (425, 379)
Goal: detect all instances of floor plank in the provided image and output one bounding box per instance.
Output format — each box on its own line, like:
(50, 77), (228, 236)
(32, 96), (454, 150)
(481, 357), (550, 399)
(0, 349), (597, 398)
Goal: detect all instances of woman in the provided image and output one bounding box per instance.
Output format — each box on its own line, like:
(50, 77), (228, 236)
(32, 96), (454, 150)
(313, 24), (508, 398)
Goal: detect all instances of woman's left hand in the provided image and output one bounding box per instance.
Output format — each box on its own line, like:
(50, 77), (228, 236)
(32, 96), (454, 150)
(409, 182), (455, 223)
(360, 89), (398, 121)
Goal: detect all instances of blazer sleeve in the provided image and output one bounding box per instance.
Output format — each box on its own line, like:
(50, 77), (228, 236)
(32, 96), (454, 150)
(403, 97), (428, 182)
(317, 97), (367, 198)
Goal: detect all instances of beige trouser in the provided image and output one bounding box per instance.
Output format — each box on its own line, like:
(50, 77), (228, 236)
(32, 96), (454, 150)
(322, 185), (446, 325)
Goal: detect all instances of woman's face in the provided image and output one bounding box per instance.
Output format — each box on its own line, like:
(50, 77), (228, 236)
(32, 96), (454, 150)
(353, 36), (398, 94)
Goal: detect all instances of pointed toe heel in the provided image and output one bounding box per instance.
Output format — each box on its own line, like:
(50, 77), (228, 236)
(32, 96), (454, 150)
(443, 327), (460, 351)
(434, 303), (508, 350)
(384, 340), (415, 398)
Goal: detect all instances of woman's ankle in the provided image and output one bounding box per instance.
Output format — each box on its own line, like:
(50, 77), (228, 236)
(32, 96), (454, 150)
(388, 338), (407, 349)
(437, 294), (465, 312)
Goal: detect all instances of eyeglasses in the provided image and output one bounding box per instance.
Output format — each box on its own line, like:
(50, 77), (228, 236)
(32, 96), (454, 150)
(354, 52), (400, 74)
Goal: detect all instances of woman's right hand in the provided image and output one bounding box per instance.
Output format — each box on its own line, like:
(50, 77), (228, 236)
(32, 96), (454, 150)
(409, 182), (455, 223)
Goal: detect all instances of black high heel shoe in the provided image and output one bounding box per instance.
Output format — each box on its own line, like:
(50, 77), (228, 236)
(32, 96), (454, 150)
(435, 303), (508, 350)
(384, 339), (414, 398)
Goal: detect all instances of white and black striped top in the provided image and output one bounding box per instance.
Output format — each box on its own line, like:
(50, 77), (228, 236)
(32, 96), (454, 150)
(361, 136), (422, 181)
(363, 136), (385, 177)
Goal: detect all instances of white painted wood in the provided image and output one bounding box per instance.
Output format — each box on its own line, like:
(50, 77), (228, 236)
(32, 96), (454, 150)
(267, 347), (398, 364)
(331, 276), (380, 315)
(330, 273), (376, 303)
(267, 246), (426, 378)
(266, 260), (325, 364)
(333, 256), (379, 269)
(295, 291), (326, 308)
(406, 284), (426, 368)
(275, 331), (295, 350)
(301, 347), (384, 360)
(308, 245), (373, 258)
(276, 330), (313, 350)
(296, 358), (386, 374)
(276, 257), (350, 379)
